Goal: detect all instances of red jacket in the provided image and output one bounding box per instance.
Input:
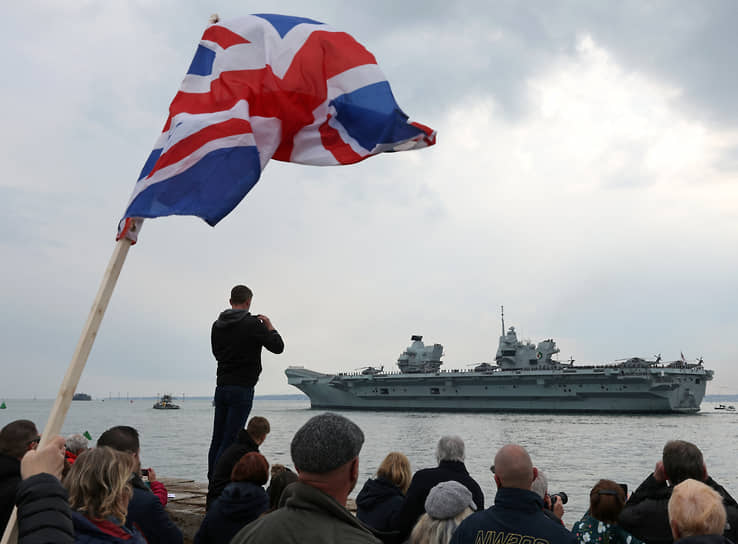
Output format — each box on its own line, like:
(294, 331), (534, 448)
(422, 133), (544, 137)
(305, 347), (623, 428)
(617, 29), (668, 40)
(149, 480), (168, 506)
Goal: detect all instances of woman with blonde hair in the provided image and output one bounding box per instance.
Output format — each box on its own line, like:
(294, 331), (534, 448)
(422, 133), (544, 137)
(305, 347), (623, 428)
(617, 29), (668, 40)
(410, 480), (476, 544)
(63, 446), (145, 543)
(357, 452), (412, 538)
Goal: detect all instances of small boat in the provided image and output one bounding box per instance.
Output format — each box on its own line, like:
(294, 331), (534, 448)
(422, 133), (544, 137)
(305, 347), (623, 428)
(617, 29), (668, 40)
(714, 404), (736, 411)
(0, 401), (6, 409)
(153, 394), (180, 410)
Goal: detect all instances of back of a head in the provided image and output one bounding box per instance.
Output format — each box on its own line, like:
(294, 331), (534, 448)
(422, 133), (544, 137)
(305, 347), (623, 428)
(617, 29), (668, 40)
(589, 479), (626, 524)
(411, 482), (476, 544)
(436, 435), (465, 464)
(246, 416), (270, 441)
(97, 425), (140, 453)
(268, 468), (298, 509)
(66, 433), (89, 454)
(410, 510), (475, 544)
(0, 420), (37, 459)
(494, 444), (534, 490)
(231, 285), (253, 305)
(377, 452), (412, 494)
(663, 440), (705, 484)
(290, 412), (364, 474)
(668, 479), (726, 537)
(231, 451), (269, 485)
(531, 470), (548, 499)
(63, 446), (135, 523)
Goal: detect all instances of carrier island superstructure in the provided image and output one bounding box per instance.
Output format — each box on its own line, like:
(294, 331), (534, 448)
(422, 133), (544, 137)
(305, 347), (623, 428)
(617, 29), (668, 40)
(285, 315), (713, 413)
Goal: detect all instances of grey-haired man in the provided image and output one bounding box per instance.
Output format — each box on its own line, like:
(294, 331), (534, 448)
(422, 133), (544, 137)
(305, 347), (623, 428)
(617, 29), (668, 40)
(396, 435), (484, 539)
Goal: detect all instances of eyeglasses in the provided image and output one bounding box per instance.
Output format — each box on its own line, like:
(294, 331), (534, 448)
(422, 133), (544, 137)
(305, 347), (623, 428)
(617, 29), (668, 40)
(26, 436), (41, 447)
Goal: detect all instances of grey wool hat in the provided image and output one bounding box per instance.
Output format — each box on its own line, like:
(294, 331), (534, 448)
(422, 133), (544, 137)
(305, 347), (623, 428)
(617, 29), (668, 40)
(424, 481), (477, 519)
(290, 412), (364, 473)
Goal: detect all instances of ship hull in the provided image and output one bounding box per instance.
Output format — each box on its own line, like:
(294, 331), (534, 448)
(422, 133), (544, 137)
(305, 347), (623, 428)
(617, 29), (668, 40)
(286, 366), (711, 414)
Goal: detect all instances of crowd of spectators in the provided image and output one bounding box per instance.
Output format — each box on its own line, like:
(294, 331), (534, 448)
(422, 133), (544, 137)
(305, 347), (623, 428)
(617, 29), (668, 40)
(1, 415), (736, 544)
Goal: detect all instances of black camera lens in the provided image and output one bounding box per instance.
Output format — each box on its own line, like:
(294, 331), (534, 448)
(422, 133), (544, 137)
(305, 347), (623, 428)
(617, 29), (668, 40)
(552, 492), (568, 504)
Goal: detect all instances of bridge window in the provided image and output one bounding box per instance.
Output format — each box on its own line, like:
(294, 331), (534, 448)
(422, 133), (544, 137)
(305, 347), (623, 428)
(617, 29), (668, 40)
(430, 388), (440, 395)
(380, 388), (389, 395)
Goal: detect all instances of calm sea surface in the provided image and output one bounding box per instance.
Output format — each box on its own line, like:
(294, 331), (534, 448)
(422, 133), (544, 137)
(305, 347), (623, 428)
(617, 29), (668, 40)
(2, 397), (737, 523)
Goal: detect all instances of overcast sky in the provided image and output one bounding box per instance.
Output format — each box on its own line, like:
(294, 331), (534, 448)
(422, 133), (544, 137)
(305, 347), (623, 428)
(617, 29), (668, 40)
(2, 1), (737, 399)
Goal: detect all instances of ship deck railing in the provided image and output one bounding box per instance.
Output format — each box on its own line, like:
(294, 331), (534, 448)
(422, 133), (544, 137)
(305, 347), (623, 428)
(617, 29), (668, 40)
(335, 362), (707, 378)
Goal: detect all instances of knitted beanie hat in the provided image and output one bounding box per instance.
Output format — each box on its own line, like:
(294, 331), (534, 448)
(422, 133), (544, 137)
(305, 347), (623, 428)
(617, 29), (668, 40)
(290, 413), (364, 473)
(424, 480), (477, 519)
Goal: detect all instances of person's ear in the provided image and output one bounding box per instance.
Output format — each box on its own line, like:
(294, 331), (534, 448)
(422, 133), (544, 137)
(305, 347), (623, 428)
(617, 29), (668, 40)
(350, 457), (359, 482)
(494, 474), (502, 488)
(670, 519), (681, 540)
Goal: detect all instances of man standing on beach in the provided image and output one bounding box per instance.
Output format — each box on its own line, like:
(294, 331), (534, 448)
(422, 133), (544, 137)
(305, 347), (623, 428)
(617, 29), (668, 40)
(207, 285), (284, 479)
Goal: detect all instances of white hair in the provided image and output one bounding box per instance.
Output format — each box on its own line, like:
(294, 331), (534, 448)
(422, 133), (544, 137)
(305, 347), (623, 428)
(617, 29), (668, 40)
(65, 433), (89, 454)
(531, 470), (548, 499)
(436, 435), (465, 463)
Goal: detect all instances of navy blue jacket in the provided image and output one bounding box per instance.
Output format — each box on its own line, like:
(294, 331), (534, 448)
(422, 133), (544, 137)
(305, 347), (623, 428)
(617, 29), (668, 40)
(72, 512), (146, 543)
(356, 477), (405, 532)
(194, 481), (269, 544)
(125, 480), (182, 544)
(450, 488), (578, 544)
(396, 460), (485, 538)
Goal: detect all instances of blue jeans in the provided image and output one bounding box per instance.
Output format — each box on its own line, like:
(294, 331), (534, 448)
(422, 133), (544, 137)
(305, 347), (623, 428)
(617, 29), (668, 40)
(207, 384), (254, 479)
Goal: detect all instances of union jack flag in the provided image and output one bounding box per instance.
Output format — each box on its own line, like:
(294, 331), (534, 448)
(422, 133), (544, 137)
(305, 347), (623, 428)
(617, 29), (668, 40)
(118, 14), (436, 241)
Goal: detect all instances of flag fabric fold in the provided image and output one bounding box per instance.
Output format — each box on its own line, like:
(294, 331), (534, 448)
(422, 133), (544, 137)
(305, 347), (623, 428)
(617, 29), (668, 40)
(118, 13), (436, 242)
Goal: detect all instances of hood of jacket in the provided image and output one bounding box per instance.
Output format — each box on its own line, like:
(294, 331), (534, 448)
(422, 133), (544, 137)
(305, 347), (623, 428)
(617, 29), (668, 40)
(356, 478), (403, 510)
(213, 309), (251, 329)
(217, 481), (269, 520)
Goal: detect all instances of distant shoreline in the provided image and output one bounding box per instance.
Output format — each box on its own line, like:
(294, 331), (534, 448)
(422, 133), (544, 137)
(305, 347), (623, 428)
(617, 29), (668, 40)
(4, 394), (736, 402)
(0, 394), (310, 401)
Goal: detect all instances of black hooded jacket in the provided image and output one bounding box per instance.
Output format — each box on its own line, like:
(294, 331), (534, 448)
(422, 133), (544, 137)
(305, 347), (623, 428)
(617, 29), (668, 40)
(206, 430), (261, 509)
(195, 481), (269, 544)
(619, 474), (738, 544)
(356, 478), (405, 532)
(211, 309), (284, 387)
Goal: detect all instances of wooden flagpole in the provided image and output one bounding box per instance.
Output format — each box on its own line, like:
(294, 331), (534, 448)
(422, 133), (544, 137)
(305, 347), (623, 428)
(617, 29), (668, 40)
(1, 237), (133, 544)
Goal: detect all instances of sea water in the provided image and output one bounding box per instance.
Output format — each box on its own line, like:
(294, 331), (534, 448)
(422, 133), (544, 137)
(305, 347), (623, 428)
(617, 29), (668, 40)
(2, 397), (737, 522)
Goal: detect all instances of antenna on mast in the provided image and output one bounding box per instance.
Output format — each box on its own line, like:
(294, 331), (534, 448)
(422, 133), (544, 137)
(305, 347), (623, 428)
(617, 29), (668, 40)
(501, 305), (505, 336)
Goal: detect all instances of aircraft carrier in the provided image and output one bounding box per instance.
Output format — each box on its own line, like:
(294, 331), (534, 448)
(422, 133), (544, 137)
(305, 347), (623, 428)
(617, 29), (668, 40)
(285, 312), (713, 413)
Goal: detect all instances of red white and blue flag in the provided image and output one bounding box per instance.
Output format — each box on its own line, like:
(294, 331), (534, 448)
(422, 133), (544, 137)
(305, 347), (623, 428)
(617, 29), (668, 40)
(118, 14), (436, 240)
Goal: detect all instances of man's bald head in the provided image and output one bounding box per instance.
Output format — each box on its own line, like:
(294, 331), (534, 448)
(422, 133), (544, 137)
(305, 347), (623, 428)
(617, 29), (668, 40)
(493, 444), (537, 490)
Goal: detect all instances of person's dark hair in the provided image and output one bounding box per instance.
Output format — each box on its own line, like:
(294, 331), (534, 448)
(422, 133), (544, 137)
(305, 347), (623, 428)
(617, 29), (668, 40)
(231, 452), (269, 485)
(230, 285), (253, 305)
(246, 417), (270, 440)
(97, 426), (140, 453)
(268, 467), (297, 509)
(663, 440), (704, 484)
(0, 420), (38, 458)
(590, 479), (626, 524)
